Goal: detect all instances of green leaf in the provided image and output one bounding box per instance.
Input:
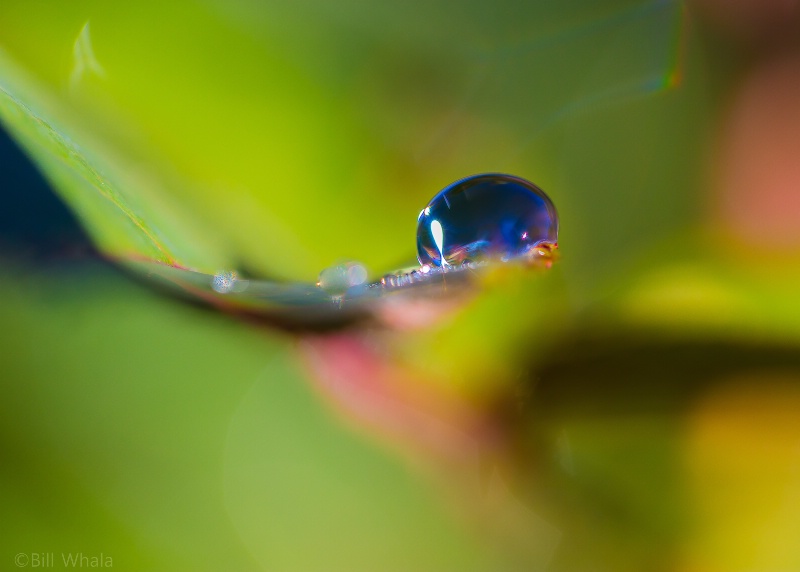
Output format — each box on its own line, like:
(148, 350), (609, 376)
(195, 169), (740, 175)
(0, 263), (511, 570)
(0, 0), (687, 281)
(0, 50), (227, 269)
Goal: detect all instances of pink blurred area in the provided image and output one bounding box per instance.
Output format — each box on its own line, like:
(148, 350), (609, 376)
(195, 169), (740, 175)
(694, 0), (800, 44)
(697, 0), (800, 249)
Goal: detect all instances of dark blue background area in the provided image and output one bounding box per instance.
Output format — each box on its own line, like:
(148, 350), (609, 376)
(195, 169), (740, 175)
(0, 125), (92, 260)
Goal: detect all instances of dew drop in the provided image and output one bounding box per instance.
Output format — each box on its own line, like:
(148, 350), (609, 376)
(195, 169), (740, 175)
(416, 174), (558, 267)
(212, 270), (238, 294)
(317, 261), (368, 295)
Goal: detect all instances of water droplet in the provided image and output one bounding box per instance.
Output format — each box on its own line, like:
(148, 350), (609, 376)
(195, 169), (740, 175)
(416, 174), (558, 267)
(212, 270), (238, 294)
(317, 262), (368, 295)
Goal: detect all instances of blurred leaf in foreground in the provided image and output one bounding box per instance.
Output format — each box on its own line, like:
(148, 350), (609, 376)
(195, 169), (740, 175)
(0, 262), (525, 571)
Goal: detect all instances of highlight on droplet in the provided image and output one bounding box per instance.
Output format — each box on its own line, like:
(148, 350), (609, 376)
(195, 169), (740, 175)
(430, 220), (446, 266)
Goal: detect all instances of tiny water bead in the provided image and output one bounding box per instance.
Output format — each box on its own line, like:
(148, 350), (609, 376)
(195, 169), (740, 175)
(317, 261), (368, 295)
(212, 270), (238, 293)
(416, 174), (558, 267)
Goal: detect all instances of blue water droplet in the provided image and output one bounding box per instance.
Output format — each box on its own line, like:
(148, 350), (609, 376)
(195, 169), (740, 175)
(416, 174), (558, 267)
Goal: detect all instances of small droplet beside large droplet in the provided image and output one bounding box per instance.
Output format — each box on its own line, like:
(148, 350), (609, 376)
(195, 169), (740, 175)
(212, 270), (238, 293)
(317, 261), (368, 295)
(416, 173), (558, 267)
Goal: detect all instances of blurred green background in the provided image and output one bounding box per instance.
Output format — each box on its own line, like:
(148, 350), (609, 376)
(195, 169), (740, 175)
(2, 0), (800, 570)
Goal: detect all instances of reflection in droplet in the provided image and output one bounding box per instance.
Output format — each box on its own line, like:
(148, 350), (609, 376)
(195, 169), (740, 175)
(416, 174), (558, 267)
